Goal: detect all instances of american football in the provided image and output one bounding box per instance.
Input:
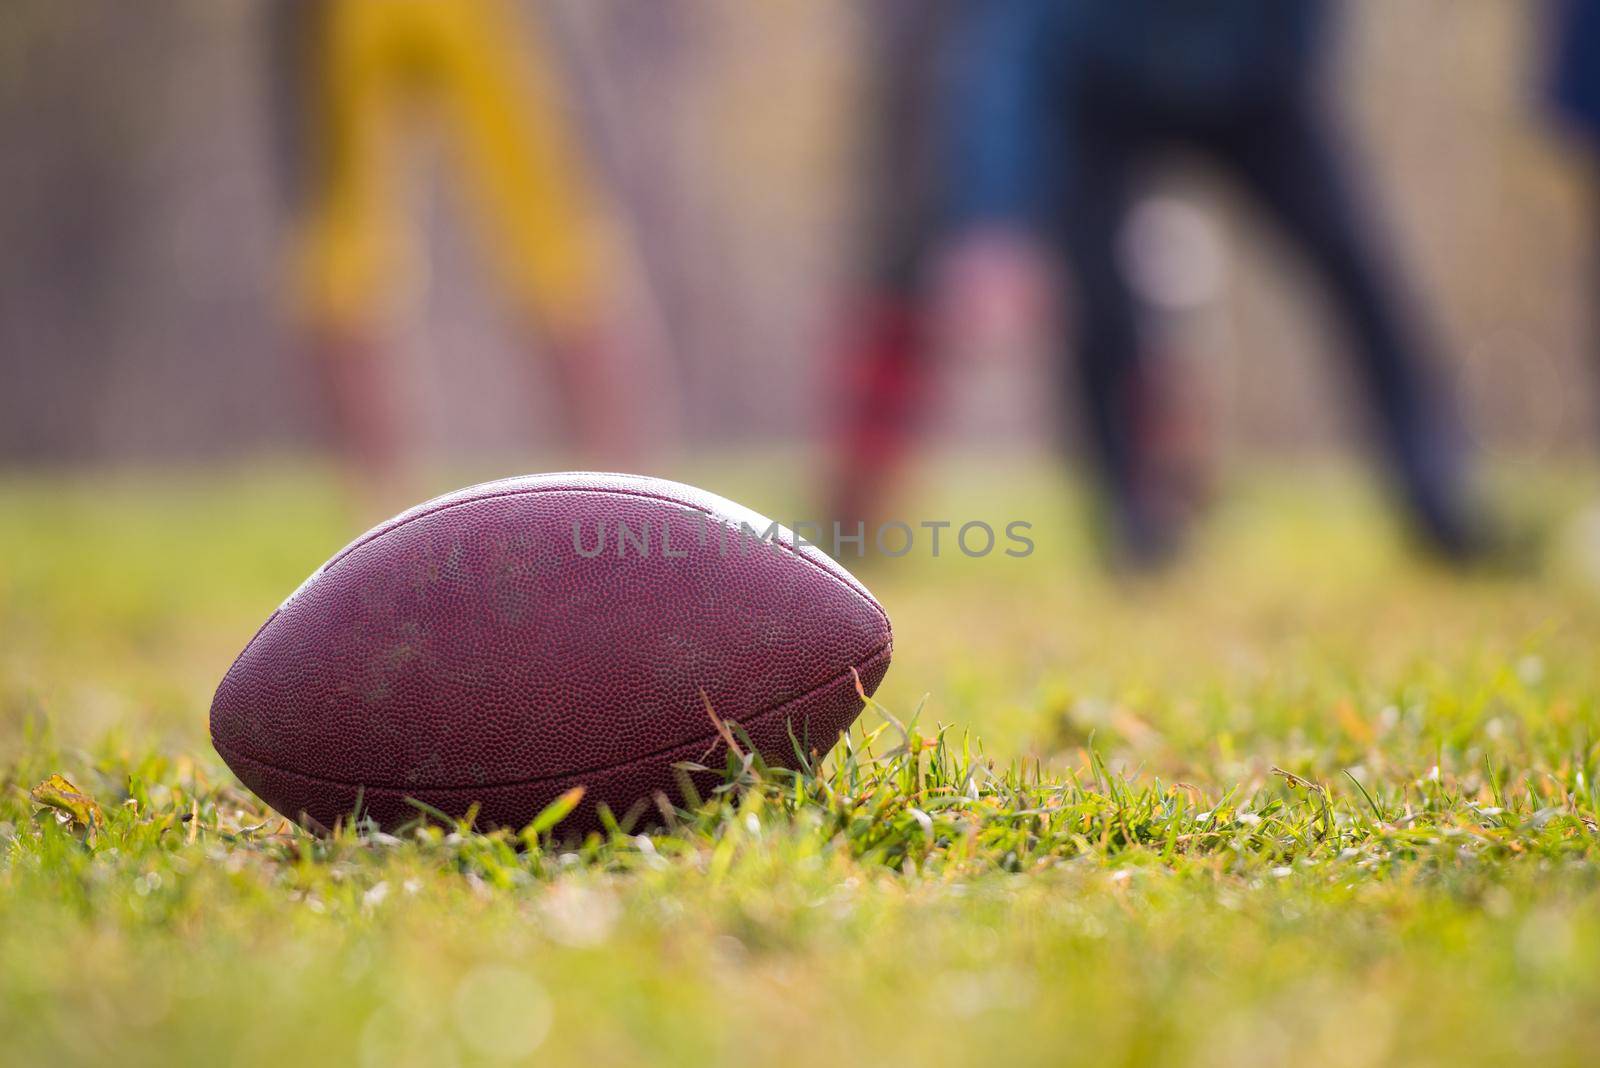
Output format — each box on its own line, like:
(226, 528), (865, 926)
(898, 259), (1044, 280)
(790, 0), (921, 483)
(209, 473), (893, 834)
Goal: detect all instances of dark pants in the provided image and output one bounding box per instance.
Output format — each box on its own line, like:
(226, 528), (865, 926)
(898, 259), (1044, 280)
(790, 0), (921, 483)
(946, 0), (1478, 559)
(828, 0), (963, 528)
(1057, 78), (1470, 553)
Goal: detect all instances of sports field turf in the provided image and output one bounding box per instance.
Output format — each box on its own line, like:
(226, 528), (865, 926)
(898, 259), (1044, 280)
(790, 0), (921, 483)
(3, 460), (1599, 1066)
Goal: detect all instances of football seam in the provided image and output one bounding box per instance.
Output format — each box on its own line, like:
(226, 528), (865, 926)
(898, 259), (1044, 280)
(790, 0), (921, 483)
(211, 641), (892, 794)
(307, 481), (892, 636)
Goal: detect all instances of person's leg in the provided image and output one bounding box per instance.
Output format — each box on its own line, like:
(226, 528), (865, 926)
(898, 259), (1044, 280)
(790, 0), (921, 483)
(1214, 93), (1486, 559)
(826, 297), (928, 537)
(1054, 101), (1180, 566)
(825, 0), (961, 535)
(436, 0), (645, 464)
(293, 0), (410, 491)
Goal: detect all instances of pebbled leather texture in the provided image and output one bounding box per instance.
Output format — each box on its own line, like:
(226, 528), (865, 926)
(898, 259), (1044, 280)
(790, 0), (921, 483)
(210, 473), (893, 835)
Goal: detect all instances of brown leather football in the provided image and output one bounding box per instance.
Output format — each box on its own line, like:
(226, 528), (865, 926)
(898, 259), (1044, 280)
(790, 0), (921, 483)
(209, 473), (892, 835)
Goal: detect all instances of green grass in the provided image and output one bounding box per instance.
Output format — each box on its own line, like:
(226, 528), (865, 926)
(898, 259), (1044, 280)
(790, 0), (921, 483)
(4, 458), (1600, 1066)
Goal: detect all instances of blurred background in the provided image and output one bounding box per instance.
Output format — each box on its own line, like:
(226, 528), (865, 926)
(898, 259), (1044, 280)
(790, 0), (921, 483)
(0, 0), (1593, 469)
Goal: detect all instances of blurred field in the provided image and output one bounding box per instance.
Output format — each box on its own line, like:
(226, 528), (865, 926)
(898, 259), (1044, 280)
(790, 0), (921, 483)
(3, 460), (1600, 1065)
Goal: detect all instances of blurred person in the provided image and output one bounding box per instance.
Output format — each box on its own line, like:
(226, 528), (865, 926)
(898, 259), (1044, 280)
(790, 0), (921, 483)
(1549, 0), (1600, 434)
(1549, 0), (1600, 197)
(271, 0), (653, 498)
(824, 0), (966, 534)
(946, 0), (1487, 568)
